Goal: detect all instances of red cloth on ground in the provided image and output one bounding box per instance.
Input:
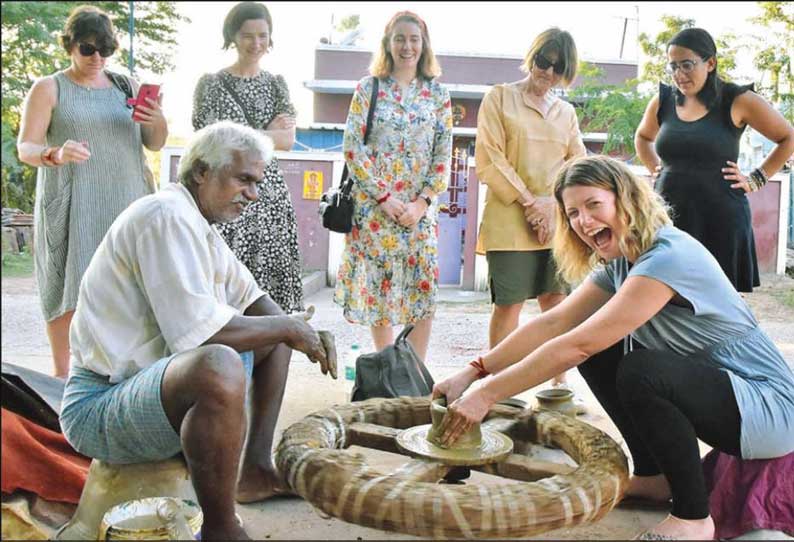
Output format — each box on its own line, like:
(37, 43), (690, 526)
(1, 407), (90, 503)
(703, 448), (794, 539)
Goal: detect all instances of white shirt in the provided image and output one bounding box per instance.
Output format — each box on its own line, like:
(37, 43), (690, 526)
(70, 183), (264, 383)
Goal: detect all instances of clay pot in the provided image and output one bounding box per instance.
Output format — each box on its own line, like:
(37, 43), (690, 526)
(535, 388), (579, 417)
(425, 397), (482, 449)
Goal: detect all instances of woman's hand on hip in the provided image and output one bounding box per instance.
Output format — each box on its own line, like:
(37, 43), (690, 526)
(56, 140), (91, 164)
(437, 389), (493, 448)
(397, 200), (426, 228)
(722, 161), (752, 193)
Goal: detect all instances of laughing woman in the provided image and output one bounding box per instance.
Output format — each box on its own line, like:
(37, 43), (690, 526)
(433, 155), (794, 540)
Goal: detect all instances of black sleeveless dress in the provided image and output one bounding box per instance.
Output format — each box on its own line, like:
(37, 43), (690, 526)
(654, 82), (759, 292)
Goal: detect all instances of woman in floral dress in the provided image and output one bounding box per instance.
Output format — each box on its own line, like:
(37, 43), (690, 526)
(334, 11), (452, 361)
(192, 1), (303, 312)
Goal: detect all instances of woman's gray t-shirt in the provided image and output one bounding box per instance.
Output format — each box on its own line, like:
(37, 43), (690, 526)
(590, 225), (794, 459)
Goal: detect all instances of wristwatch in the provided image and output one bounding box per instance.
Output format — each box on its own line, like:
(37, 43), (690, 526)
(421, 194), (432, 207)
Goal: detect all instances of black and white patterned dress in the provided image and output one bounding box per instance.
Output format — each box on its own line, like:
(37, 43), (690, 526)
(192, 70), (303, 312)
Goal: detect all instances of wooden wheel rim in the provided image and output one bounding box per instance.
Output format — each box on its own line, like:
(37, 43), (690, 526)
(276, 396), (628, 539)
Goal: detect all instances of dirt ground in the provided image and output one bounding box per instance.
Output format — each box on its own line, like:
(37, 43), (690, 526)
(2, 272), (793, 540)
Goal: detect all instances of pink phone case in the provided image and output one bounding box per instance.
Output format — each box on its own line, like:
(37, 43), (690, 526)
(127, 84), (160, 120)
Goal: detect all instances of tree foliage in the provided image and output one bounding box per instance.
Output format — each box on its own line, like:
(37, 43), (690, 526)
(335, 14), (360, 33)
(0, 1), (187, 212)
(749, 1), (793, 123)
(569, 62), (651, 159)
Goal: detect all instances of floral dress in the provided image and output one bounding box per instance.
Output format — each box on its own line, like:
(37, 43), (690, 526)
(334, 75), (453, 326)
(192, 70), (303, 312)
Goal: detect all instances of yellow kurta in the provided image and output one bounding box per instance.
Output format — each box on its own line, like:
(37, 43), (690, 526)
(475, 82), (586, 253)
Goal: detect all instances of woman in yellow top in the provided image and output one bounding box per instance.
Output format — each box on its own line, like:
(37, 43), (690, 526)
(475, 28), (586, 387)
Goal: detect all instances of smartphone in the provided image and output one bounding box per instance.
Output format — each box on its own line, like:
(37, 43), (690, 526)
(127, 83), (160, 121)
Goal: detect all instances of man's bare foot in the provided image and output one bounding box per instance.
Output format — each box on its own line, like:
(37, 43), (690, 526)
(636, 514), (715, 540)
(201, 522), (250, 541)
(625, 474), (672, 502)
(236, 463), (297, 504)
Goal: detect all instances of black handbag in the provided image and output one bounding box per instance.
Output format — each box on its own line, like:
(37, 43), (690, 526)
(351, 324), (435, 401)
(319, 77), (379, 233)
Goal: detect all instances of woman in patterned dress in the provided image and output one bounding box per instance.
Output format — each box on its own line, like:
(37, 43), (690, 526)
(17, 5), (167, 377)
(192, 1), (303, 313)
(334, 11), (453, 362)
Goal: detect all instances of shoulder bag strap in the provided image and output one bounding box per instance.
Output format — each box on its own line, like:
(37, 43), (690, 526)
(105, 70), (133, 100)
(217, 72), (259, 128)
(339, 77), (380, 194)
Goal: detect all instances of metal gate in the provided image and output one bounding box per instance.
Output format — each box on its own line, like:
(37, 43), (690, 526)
(437, 147), (469, 285)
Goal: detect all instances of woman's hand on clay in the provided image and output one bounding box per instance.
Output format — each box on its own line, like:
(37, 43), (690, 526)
(437, 389), (493, 447)
(431, 368), (478, 406)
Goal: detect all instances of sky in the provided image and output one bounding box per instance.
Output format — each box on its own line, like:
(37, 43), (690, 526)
(125, 1), (766, 140)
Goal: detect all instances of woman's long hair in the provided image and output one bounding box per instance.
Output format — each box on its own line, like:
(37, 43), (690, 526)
(552, 156), (671, 284)
(369, 11), (441, 80)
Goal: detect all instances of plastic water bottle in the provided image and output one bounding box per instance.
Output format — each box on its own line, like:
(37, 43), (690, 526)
(344, 344), (360, 399)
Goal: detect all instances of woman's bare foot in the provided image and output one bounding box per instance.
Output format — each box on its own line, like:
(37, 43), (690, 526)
(626, 474), (672, 502)
(636, 514), (715, 540)
(236, 463), (296, 503)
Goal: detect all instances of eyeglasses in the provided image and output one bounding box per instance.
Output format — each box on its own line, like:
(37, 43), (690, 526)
(78, 42), (116, 58)
(665, 59), (701, 75)
(534, 53), (566, 75)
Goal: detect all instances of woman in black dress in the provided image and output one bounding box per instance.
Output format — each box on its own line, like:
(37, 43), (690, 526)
(192, 1), (303, 312)
(635, 27), (793, 292)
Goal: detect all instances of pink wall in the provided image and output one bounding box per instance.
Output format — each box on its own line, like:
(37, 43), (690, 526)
(748, 181), (781, 273)
(280, 159), (332, 272)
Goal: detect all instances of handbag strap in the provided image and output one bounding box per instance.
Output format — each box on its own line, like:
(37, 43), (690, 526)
(362, 76), (379, 146)
(218, 71), (259, 128)
(338, 77), (379, 193)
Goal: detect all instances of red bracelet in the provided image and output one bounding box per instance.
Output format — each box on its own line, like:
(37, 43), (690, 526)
(468, 356), (489, 379)
(376, 192), (391, 204)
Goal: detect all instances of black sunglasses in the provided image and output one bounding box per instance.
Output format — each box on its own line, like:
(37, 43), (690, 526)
(534, 53), (566, 75)
(78, 42), (116, 58)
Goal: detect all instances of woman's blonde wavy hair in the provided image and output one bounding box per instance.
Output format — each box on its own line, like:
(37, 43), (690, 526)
(552, 156), (671, 284)
(369, 11), (442, 80)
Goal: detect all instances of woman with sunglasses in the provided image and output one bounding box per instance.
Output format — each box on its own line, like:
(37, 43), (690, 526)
(192, 2), (304, 315)
(635, 27), (794, 293)
(474, 28), (586, 397)
(17, 5), (168, 378)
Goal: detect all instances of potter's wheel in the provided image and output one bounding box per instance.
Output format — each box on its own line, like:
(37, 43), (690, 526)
(395, 424), (513, 466)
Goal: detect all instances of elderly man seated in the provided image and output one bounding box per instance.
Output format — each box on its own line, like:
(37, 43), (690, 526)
(59, 121), (333, 540)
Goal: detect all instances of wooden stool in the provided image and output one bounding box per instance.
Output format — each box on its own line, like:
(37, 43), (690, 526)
(56, 456), (196, 540)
